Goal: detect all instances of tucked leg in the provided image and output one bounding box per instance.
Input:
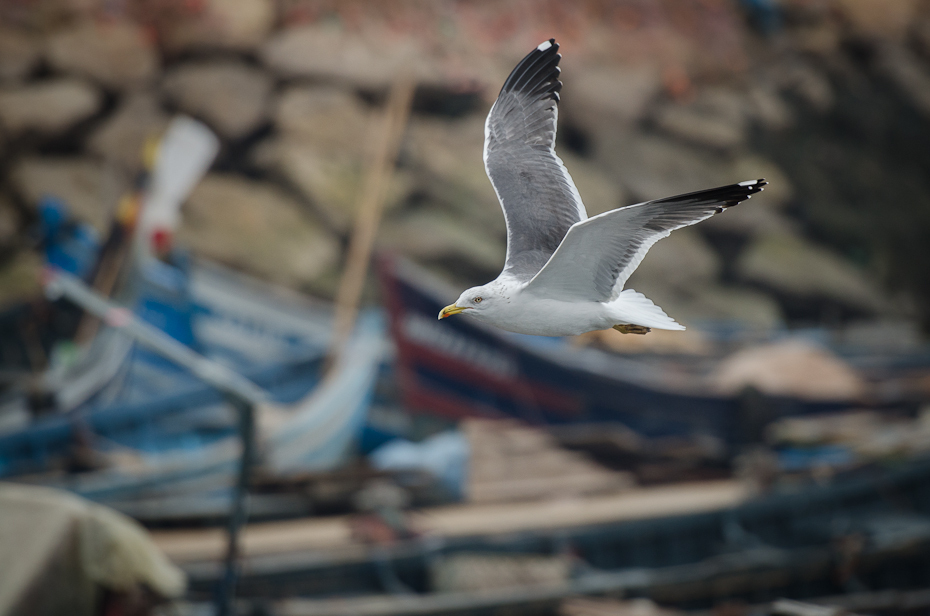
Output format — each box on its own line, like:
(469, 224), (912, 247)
(613, 324), (651, 335)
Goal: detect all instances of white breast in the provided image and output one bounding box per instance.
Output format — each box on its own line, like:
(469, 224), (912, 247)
(470, 292), (611, 337)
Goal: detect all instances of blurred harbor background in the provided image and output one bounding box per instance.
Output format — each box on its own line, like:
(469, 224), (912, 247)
(2, 1), (930, 615)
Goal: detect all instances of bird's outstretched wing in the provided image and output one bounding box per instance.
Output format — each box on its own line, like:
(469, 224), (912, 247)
(484, 39), (587, 283)
(523, 180), (767, 302)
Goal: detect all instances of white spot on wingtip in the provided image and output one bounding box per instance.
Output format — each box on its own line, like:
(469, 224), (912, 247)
(537, 40), (552, 51)
(738, 180), (757, 186)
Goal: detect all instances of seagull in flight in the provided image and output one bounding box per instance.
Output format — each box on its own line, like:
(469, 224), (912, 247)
(438, 39), (766, 336)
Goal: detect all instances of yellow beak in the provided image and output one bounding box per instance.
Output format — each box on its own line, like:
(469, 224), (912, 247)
(438, 304), (469, 320)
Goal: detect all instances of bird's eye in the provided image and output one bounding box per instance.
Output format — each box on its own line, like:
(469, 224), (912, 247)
(473, 297), (483, 304)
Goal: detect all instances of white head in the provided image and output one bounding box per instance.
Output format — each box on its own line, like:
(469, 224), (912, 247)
(438, 283), (504, 322)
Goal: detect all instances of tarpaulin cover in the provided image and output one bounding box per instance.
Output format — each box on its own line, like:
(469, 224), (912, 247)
(0, 482), (185, 616)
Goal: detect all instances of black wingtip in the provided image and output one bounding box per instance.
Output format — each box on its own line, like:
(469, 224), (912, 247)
(738, 178), (768, 197)
(652, 178), (768, 211)
(719, 178), (767, 207)
(499, 39), (563, 102)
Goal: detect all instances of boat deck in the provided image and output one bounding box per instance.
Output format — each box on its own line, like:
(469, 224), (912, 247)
(152, 480), (747, 564)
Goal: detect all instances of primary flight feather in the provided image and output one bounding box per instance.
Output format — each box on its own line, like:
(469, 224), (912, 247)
(438, 39), (767, 336)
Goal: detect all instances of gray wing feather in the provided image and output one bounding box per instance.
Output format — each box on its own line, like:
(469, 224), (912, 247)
(484, 40), (587, 283)
(523, 180), (767, 302)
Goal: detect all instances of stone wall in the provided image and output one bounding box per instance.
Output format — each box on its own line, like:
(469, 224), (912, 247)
(0, 0), (927, 334)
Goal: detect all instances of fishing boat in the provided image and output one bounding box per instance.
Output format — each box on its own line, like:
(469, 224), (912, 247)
(39, 316), (381, 511)
(0, 257), (330, 464)
(154, 455), (930, 611)
(0, 258), (386, 523)
(0, 113), (389, 519)
(0, 117), (227, 422)
(378, 256), (921, 448)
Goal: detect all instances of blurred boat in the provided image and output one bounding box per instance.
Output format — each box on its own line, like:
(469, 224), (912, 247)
(0, 114), (388, 522)
(0, 116), (223, 416)
(158, 455), (930, 610)
(0, 258), (327, 464)
(0, 258), (385, 520)
(37, 313), (381, 518)
(378, 256), (922, 449)
(0, 193), (106, 393)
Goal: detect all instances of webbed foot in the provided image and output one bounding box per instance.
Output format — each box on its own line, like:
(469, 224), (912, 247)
(612, 324), (651, 335)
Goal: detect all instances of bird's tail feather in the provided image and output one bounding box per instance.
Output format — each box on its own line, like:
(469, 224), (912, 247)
(608, 289), (685, 331)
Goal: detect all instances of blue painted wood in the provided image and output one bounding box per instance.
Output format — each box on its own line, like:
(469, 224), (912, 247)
(0, 260), (382, 507)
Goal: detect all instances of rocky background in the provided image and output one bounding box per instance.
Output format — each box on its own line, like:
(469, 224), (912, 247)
(0, 0), (928, 340)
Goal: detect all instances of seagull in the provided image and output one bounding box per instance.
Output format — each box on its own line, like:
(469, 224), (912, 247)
(438, 39), (767, 337)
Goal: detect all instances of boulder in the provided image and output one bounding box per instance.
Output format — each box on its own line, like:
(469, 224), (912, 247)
(378, 210), (506, 275)
(675, 285), (784, 330)
(403, 115), (503, 234)
(770, 61), (833, 111)
(599, 133), (792, 210)
(728, 155), (793, 208)
(7, 0), (103, 27)
(0, 251), (42, 307)
(0, 28), (40, 82)
(653, 104), (744, 151)
(711, 339), (866, 401)
(874, 44), (930, 118)
(400, 118), (626, 254)
(160, 0), (275, 52)
(558, 151), (628, 216)
(703, 156), (796, 235)
(266, 87), (405, 230)
(263, 142), (362, 231)
(736, 231), (887, 315)
(626, 228), (721, 293)
(0, 194), (20, 247)
(626, 279), (783, 331)
(603, 132), (733, 202)
(793, 23), (843, 56)
(274, 85), (371, 157)
(560, 62), (662, 132)
(403, 115), (621, 231)
(162, 61), (272, 140)
(177, 174), (339, 288)
(915, 18), (930, 57)
(46, 21), (158, 91)
(86, 91), (168, 171)
(652, 87), (748, 150)
(745, 84), (794, 131)
(256, 138), (413, 232)
(262, 24), (439, 89)
(10, 157), (112, 233)
(0, 78), (101, 137)
(833, 0), (919, 40)
(701, 204), (797, 238)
